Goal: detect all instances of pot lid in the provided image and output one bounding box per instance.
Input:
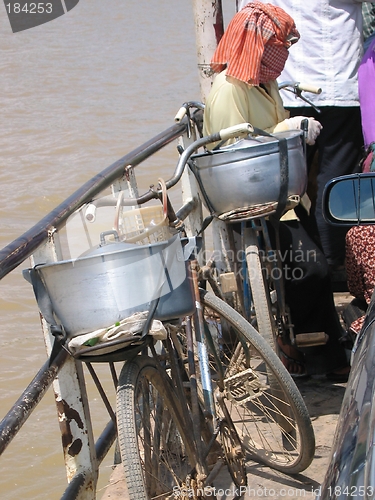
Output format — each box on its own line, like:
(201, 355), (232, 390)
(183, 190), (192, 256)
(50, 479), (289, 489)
(83, 230), (137, 257)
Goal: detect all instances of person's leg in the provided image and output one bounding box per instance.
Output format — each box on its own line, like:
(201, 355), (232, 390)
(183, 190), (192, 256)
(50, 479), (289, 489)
(289, 106), (364, 266)
(274, 220), (349, 375)
(314, 107), (363, 266)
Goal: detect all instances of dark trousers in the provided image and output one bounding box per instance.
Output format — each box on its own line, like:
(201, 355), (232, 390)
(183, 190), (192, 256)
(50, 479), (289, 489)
(270, 219), (349, 374)
(288, 106), (364, 266)
(233, 218), (349, 374)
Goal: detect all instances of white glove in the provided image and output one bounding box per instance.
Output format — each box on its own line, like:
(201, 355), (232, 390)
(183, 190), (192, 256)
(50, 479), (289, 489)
(283, 116), (323, 145)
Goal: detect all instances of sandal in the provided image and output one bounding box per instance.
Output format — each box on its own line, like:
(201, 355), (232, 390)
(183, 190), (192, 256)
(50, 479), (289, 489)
(277, 337), (308, 378)
(326, 366), (350, 383)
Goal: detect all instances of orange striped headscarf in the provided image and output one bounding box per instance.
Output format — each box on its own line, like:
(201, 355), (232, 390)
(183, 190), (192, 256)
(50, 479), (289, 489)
(210, 2), (300, 85)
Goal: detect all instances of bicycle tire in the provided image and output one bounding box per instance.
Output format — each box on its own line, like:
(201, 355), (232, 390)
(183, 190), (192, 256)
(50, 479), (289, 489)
(245, 227), (276, 350)
(116, 355), (201, 500)
(201, 289), (315, 474)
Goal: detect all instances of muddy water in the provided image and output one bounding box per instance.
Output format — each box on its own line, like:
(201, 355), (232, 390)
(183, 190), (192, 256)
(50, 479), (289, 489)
(0, 1), (205, 498)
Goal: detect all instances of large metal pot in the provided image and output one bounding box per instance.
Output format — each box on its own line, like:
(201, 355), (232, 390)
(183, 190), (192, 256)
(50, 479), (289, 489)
(35, 234), (193, 337)
(191, 131), (307, 220)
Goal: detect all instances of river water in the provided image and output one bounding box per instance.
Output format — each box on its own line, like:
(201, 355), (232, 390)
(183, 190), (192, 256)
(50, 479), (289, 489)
(0, 1), (236, 498)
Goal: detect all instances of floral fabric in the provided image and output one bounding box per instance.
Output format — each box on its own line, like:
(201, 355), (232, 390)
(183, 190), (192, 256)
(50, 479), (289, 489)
(345, 225), (375, 334)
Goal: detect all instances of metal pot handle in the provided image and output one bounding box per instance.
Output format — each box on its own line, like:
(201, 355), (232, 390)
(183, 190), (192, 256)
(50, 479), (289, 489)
(100, 230), (120, 246)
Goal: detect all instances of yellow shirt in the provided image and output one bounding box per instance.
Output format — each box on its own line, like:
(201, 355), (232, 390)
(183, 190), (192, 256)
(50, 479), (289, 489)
(202, 70), (309, 218)
(203, 71), (290, 142)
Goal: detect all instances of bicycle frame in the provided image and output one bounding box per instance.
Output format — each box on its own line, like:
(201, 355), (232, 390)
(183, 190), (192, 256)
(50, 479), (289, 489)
(124, 251), (249, 493)
(80, 179), (250, 489)
(172, 85), (324, 352)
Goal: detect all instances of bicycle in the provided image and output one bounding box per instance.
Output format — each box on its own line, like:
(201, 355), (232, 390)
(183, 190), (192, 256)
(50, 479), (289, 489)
(27, 123), (315, 499)
(175, 83), (329, 359)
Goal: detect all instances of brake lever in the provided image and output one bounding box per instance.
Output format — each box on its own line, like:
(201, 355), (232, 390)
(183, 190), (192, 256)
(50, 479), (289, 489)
(283, 88), (321, 114)
(301, 118), (308, 156)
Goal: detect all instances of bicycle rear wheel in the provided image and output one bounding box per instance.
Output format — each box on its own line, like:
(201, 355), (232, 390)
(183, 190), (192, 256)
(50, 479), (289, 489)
(201, 289), (315, 474)
(116, 355), (200, 500)
(244, 226), (276, 349)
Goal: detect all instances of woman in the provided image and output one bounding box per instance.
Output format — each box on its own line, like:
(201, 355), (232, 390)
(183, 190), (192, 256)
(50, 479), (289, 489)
(203, 2), (350, 380)
(345, 37), (375, 336)
(203, 2), (321, 145)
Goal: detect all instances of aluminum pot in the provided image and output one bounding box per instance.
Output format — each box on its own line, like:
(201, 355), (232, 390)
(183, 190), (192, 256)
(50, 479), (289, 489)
(191, 131), (307, 219)
(35, 234), (193, 337)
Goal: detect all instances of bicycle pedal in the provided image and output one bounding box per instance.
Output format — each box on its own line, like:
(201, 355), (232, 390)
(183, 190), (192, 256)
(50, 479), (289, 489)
(224, 368), (266, 405)
(206, 450), (221, 466)
(295, 332), (328, 347)
(269, 289), (277, 304)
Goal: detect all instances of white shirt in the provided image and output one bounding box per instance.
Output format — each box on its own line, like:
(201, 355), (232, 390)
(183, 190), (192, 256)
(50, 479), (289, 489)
(238, 0), (366, 107)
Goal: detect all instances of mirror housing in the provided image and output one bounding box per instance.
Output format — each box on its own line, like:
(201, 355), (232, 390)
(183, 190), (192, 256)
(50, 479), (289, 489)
(323, 173), (375, 226)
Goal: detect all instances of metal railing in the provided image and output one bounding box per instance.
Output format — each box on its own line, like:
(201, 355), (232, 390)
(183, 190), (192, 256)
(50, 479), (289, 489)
(0, 121), (186, 279)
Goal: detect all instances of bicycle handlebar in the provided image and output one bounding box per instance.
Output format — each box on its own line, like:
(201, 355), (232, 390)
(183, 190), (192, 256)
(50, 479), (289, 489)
(139, 122), (253, 200)
(86, 122), (254, 218)
(175, 107), (188, 122)
(219, 122), (254, 141)
(174, 101), (205, 122)
(295, 82), (322, 94)
(278, 81), (322, 113)
(278, 81), (322, 94)
(175, 82), (322, 125)
(125, 81), (323, 214)
(175, 82), (321, 123)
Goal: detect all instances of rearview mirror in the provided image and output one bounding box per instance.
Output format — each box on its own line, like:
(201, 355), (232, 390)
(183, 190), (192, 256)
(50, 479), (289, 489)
(323, 173), (375, 225)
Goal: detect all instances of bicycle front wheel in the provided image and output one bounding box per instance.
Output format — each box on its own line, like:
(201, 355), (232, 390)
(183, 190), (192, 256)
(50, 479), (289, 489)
(116, 355), (199, 500)
(201, 289), (315, 474)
